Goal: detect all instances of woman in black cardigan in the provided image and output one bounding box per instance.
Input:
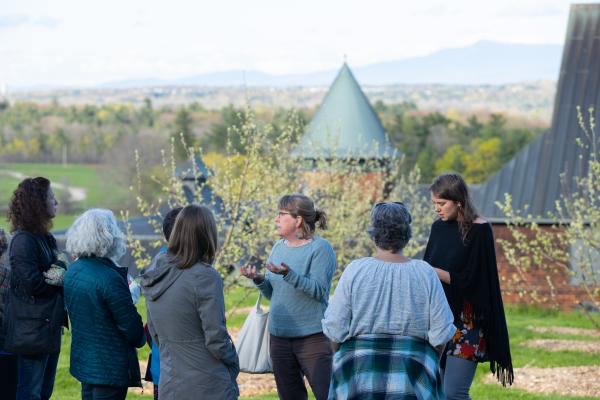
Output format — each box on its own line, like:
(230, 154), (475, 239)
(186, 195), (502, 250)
(424, 173), (513, 400)
(4, 177), (66, 400)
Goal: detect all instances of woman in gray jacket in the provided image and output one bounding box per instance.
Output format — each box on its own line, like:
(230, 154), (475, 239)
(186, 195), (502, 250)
(141, 204), (239, 400)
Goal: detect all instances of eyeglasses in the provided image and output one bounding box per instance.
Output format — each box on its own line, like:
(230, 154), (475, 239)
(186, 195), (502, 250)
(277, 211), (295, 217)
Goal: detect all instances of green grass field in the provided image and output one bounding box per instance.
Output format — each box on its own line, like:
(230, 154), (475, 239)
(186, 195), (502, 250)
(50, 288), (600, 400)
(0, 162), (130, 231)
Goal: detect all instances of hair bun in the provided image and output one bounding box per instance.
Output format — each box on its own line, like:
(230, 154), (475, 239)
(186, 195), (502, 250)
(315, 209), (328, 230)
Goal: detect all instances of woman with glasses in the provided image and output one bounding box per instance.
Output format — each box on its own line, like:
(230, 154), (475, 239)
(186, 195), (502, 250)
(240, 194), (336, 400)
(322, 202), (456, 399)
(424, 174), (513, 399)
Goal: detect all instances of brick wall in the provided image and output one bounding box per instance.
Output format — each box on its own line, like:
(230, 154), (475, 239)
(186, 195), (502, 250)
(492, 224), (598, 311)
(301, 171), (387, 201)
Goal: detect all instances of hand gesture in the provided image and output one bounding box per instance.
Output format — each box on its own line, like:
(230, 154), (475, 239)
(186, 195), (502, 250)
(240, 264), (265, 282)
(44, 265), (66, 286)
(265, 262), (289, 276)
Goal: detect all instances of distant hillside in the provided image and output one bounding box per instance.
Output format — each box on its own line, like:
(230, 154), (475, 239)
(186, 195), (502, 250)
(9, 81), (557, 123)
(103, 41), (562, 88)
(355, 41), (562, 85)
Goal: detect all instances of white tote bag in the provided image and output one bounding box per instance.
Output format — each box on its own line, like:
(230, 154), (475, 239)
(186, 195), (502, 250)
(235, 293), (273, 373)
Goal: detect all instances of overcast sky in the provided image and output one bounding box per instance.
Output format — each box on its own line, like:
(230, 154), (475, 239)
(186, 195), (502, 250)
(0, 0), (593, 87)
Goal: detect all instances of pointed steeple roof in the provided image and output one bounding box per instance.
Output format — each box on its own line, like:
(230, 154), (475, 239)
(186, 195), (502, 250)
(294, 63), (397, 159)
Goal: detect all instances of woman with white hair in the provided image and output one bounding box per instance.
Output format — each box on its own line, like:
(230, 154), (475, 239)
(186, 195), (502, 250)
(63, 209), (145, 400)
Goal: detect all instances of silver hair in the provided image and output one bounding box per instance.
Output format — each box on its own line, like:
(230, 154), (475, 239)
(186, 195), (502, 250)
(66, 208), (126, 263)
(367, 202), (412, 253)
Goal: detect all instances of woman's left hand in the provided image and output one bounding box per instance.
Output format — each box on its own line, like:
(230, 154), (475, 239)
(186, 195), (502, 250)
(44, 265), (66, 286)
(265, 262), (289, 276)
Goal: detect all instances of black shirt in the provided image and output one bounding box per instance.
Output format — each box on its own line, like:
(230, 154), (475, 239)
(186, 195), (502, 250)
(423, 219), (494, 314)
(424, 218), (514, 385)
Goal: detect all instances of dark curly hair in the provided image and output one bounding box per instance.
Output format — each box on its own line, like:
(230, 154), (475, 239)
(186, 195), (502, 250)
(8, 177), (54, 235)
(367, 202), (412, 253)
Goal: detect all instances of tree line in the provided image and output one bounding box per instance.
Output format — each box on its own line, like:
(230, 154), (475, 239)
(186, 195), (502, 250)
(0, 98), (544, 184)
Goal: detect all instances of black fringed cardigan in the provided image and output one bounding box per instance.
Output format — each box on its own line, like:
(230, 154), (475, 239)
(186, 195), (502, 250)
(424, 219), (514, 386)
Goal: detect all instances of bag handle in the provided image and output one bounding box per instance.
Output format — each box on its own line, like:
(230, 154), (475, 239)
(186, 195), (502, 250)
(255, 292), (264, 312)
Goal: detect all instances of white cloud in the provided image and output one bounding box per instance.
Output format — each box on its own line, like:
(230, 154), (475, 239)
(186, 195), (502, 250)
(0, 0), (590, 87)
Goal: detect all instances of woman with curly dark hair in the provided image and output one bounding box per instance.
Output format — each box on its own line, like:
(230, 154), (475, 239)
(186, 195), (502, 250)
(3, 177), (67, 400)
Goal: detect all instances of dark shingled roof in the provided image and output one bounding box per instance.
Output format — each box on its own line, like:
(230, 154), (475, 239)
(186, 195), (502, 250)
(473, 3), (600, 222)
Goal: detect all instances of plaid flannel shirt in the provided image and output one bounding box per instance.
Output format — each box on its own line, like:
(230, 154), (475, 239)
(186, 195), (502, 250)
(329, 334), (444, 400)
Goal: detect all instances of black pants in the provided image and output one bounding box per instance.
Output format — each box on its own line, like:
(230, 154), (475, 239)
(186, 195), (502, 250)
(81, 383), (128, 400)
(0, 353), (18, 399)
(270, 332), (333, 400)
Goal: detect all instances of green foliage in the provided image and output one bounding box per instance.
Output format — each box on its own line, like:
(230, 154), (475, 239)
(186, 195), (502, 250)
(0, 100), (540, 185)
(172, 107), (194, 161)
(126, 108), (433, 294)
(203, 105), (248, 153)
(435, 144), (466, 175)
(416, 146), (437, 182)
(381, 105), (544, 182)
(201, 105), (307, 154)
(462, 137), (504, 183)
(141, 97), (154, 127)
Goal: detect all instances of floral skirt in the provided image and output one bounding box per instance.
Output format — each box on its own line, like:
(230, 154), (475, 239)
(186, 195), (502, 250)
(446, 302), (487, 362)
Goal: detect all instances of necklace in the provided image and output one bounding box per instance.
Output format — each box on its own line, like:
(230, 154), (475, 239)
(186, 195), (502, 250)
(285, 238), (313, 247)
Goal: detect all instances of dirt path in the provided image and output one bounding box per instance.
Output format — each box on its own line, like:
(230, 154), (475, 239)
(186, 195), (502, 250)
(130, 360), (278, 397)
(0, 170), (87, 202)
(130, 327), (600, 398)
(523, 339), (600, 353)
(130, 327), (278, 397)
(484, 366), (600, 397)
(528, 325), (600, 337)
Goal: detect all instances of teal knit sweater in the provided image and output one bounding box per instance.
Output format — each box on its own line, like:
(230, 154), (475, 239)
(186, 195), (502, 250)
(256, 237), (336, 337)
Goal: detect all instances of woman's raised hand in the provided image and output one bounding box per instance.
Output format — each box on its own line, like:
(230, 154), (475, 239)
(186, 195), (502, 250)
(265, 262), (289, 276)
(240, 264), (265, 281)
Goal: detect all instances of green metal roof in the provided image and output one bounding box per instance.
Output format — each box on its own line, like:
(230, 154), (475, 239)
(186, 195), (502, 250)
(294, 63), (397, 159)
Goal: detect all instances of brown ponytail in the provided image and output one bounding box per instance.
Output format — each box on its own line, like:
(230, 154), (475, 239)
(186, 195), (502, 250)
(315, 209), (328, 230)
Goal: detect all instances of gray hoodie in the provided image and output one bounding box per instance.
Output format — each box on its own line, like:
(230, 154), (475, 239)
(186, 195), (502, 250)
(140, 253), (239, 400)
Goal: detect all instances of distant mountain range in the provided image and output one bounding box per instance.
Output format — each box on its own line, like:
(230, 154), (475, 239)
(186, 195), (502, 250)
(102, 41), (562, 89)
